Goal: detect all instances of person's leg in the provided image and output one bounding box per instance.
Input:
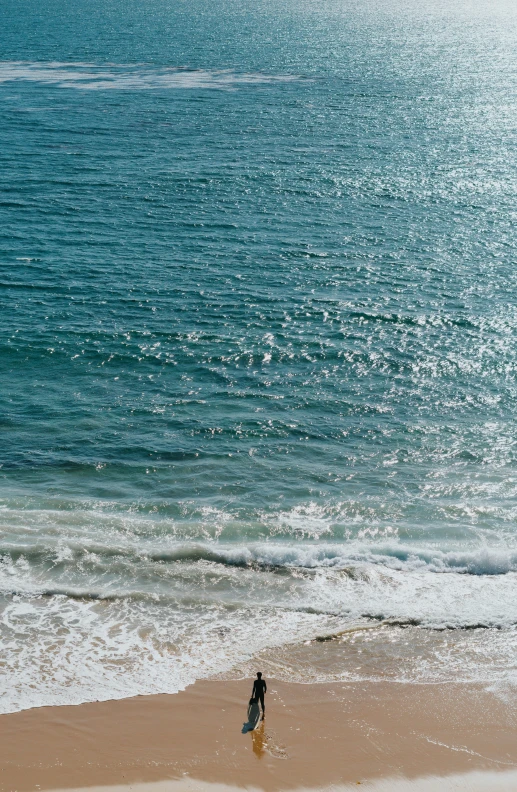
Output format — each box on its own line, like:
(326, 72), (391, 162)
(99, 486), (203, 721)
(259, 693), (265, 714)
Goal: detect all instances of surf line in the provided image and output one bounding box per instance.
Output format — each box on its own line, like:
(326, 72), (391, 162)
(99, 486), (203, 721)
(414, 734), (517, 768)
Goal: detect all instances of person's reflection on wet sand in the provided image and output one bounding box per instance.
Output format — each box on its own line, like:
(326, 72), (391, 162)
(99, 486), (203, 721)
(252, 719), (266, 759)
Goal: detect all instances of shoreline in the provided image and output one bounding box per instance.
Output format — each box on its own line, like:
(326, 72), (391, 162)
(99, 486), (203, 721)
(2, 678), (517, 792)
(28, 773), (517, 792)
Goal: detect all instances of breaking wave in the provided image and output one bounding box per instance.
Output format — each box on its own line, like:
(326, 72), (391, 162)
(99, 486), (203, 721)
(3, 536), (517, 576)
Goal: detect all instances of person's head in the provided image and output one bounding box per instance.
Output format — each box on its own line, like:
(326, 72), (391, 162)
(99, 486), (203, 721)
(256, 672), (262, 679)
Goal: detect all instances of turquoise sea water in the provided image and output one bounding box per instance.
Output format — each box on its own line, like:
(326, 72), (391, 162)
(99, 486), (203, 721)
(1, 0), (517, 712)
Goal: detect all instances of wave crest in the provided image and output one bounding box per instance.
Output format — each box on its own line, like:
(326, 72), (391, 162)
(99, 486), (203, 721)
(3, 538), (517, 575)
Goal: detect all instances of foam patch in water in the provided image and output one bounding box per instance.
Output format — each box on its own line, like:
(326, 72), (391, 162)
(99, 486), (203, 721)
(0, 62), (299, 90)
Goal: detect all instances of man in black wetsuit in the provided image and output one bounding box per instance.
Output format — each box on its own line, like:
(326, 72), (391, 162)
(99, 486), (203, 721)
(252, 672), (267, 719)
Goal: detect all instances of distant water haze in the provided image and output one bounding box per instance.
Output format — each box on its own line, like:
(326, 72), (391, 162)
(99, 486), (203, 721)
(1, 0), (517, 713)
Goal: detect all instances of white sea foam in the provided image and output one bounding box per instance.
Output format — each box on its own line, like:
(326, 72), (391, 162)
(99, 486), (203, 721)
(0, 62), (299, 90)
(46, 771), (517, 792)
(0, 589), (344, 715)
(2, 502), (517, 714)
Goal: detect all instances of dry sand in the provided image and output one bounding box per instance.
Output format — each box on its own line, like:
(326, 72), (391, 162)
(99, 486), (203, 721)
(1, 679), (517, 792)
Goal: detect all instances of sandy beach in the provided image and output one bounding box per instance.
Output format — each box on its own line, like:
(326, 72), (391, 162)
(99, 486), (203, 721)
(2, 677), (517, 792)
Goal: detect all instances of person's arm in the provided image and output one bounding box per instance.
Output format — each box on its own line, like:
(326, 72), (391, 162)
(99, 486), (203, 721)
(264, 680), (267, 693)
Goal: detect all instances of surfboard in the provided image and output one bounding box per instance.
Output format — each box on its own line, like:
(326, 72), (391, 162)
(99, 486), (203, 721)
(242, 701), (261, 733)
(249, 703), (261, 730)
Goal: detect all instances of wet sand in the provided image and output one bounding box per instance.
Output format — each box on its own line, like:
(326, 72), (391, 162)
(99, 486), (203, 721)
(1, 679), (517, 792)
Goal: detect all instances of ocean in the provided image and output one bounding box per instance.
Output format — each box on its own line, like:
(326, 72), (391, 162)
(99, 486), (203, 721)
(1, 0), (517, 714)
